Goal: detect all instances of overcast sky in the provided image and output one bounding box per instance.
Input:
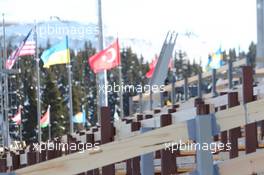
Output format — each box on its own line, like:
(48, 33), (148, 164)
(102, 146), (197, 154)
(1, 0), (257, 66)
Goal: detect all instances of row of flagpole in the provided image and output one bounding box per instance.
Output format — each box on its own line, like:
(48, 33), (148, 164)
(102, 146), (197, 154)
(1, 0), (125, 146)
(33, 29), (74, 144)
(0, 19), (74, 146)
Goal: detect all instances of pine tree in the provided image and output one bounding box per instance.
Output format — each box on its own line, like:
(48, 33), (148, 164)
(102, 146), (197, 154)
(42, 69), (67, 141)
(19, 56), (38, 143)
(229, 48), (237, 61)
(247, 42), (256, 67)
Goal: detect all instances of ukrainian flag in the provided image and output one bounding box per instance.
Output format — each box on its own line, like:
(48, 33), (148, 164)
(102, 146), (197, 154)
(41, 36), (70, 68)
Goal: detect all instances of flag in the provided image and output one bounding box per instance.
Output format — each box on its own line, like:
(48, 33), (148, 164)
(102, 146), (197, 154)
(206, 48), (224, 70)
(11, 106), (22, 125)
(166, 100), (172, 106)
(113, 106), (120, 121)
(205, 55), (213, 72)
(18, 41), (36, 56)
(146, 56), (173, 78)
(168, 58), (173, 70)
(73, 108), (86, 123)
(146, 55), (158, 78)
(40, 105), (50, 128)
(88, 39), (120, 73)
(41, 36), (70, 68)
(5, 29), (33, 70)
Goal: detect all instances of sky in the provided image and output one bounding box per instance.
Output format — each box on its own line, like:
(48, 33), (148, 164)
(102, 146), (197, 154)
(0, 0), (257, 66)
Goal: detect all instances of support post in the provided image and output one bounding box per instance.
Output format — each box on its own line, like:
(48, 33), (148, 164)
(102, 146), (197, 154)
(195, 104), (214, 175)
(197, 72), (202, 98)
(184, 77), (188, 101)
(228, 60), (233, 89)
(140, 127), (154, 175)
(212, 69), (218, 97)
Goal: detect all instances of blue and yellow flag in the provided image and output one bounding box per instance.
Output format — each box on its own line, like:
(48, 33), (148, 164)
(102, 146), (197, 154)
(73, 108), (86, 124)
(206, 47), (224, 71)
(41, 36), (70, 68)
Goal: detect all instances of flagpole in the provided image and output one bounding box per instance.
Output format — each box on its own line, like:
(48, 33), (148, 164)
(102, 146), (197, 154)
(1, 13), (5, 148)
(48, 105), (51, 140)
(19, 124), (22, 142)
(68, 64), (73, 133)
(82, 105), (85, 129)
(2, 13), (10, 148)
(48, 124), (51, 140)
(97, 0), (108, 124)
(66, 36), (74, 134)
(19, 106), (22, 143)
(34, 22), (42, 145)
(118, 65), (124, 118)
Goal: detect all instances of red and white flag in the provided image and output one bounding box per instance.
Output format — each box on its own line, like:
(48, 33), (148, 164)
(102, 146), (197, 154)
(18, 41), (36, 57)
(88, 39), (120, 73)
(40, 105), (50, 128)
(5, 29), (34, 70)
(11, 106), (22, 125)
(146, 56), (173, 78)
(146, 56), (158, 78)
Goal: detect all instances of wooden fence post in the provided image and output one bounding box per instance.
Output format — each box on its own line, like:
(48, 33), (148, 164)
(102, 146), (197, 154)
(130, 122), (141, 175)
(0, 158), (7, 172)
(101, 107), (115, 175)
(228, 92), (240, 158)
(160, 114), (177, 175)
(242, 66), (258, 154)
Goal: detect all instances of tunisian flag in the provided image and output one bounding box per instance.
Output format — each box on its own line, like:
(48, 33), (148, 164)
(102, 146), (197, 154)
(89, 39), (120, 73)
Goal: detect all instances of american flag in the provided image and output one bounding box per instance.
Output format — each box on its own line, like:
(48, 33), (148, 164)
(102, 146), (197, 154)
(5, 29), (34, 70)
